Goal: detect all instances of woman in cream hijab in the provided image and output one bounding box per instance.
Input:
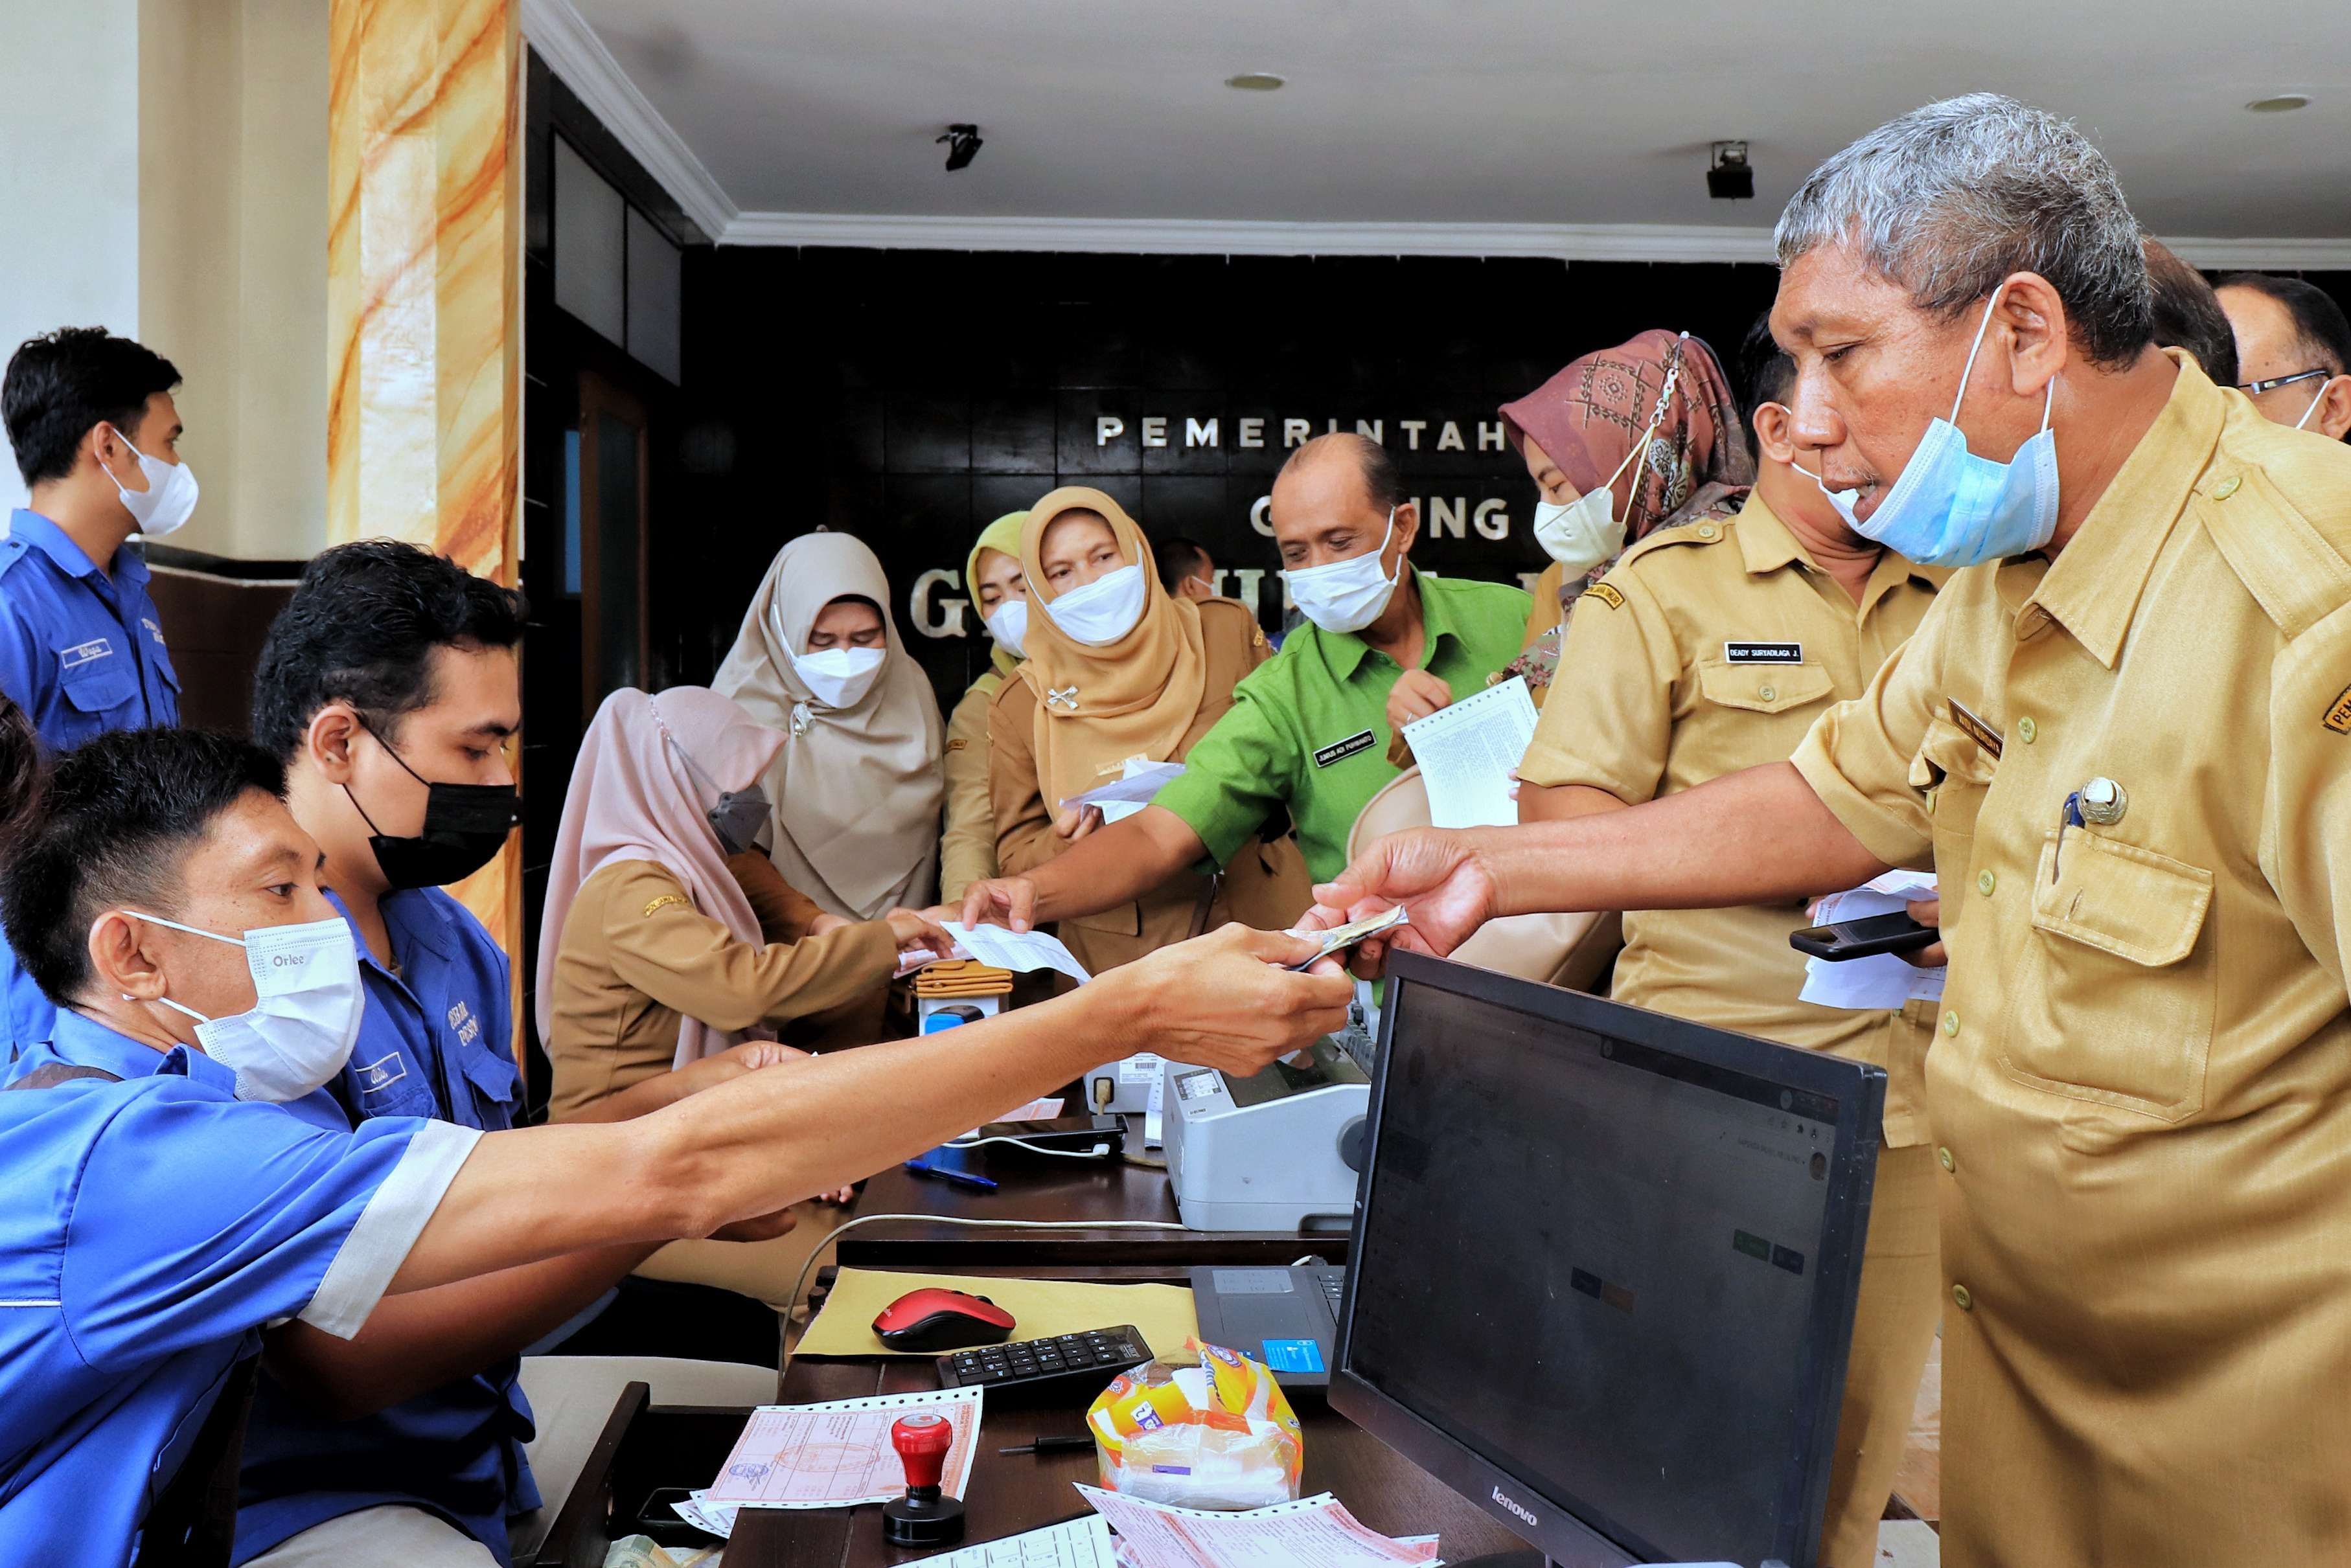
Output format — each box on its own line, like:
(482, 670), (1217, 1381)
(715, 532), (946, 922)
(939, 511), (1027, 904)
(988, 487), (1305, 976)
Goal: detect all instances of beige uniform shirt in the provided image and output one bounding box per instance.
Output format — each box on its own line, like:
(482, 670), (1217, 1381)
(544, 856), (896, 1120)
(1520, 495), (1945, 1146)
(939, 669), (1007, 903)
(1791, 355), (2351, 1565)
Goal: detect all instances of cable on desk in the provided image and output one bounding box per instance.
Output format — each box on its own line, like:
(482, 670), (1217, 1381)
(939, 1135), (1115, 1159)
(779, 1212), (1191, 1380)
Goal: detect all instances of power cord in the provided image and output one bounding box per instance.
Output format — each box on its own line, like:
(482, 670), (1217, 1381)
(779, 1212), (1190, 1380)
(940, 1135), (1115, 1159)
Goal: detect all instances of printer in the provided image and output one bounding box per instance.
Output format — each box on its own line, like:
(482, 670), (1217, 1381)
(1161, 1039), (1370, 1231)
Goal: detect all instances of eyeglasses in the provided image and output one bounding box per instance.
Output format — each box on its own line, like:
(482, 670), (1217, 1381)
(2236, 368), (2332, 396)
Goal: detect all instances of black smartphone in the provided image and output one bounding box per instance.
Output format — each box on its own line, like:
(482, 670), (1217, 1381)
(1789, 911), (1940, 960)
(954, 1114), (1125, 1157)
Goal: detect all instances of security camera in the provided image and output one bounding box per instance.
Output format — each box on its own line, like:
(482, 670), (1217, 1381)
(938, 125), (983, 172)
(1708, 141), (1753, 201)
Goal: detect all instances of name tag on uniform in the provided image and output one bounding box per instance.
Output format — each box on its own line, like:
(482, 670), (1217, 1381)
(59, 638), (113, 670)
(1314, 729), (1377, 768)
(1724, 641), (1802, 664)
(354, 1052), (408, 1093)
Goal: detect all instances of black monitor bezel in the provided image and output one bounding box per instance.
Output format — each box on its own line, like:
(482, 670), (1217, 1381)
(1328, 949), (1886, 1568)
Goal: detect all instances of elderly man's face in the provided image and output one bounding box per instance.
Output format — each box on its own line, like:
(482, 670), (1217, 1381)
(1770, 243), (2051, 524)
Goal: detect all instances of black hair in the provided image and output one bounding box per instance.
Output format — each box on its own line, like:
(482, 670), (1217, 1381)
(2144, 240), (2238, 387)
(2217, 271), (2351, 379)
(1154, 536), (1212, 593)
(251, 540), (529, 760)
(0, 715), (286, 1005)
(1738, 311), (1797, 427)
(3, 327), (183, 488)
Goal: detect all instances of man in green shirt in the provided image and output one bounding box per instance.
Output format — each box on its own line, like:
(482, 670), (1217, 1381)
(959, 433), (1531, 934)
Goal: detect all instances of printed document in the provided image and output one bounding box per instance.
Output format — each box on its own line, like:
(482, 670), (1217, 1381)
(702, 1387), (983, 1509)
(1401, 677), (1538, 829)
(1077, 1486), (1440, 1567)
(944, 920), (1095, 985)
(910, 1516), (1118, 1567)
(1063, 760), (1186, 812)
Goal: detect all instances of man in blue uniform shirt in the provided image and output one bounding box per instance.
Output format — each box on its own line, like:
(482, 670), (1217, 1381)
(0, 711), (1353, 1567)
(236, 542), (787, 1566)
(0, 327), (194, 1055)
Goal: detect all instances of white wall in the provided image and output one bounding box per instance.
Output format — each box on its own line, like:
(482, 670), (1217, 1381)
(0, 0), (144, 512)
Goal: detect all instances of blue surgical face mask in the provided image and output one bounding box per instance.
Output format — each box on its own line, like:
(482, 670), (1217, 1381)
(1809, 286), (2060, 567)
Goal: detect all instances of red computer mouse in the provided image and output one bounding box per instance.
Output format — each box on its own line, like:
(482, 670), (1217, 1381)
(873, 1288), (1017, 1352)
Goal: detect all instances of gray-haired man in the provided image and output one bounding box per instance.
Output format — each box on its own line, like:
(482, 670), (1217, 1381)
(1309, 93), (2351, 1567)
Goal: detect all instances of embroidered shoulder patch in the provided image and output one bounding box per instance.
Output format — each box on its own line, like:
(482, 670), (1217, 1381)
(945, 737), (967, 752)
(2325, 681), (2351, 734)
(1581, 582), (1624, 611)
(641, 894), (688, 918)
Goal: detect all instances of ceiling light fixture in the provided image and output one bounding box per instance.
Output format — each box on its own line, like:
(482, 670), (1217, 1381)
(2245, 93), (2311, 113)
(1708, 141), (1754, 201)
(937, 124), (983, 171)
(1224, 72), (1286, 91)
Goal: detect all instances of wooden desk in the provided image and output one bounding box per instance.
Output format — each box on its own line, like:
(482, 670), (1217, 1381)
(727, 1310), (1525, 1567)
(840, 1155), (1351, 1270)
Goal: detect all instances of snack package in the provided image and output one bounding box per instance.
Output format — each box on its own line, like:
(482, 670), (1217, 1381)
(1086, 1339), (1303, 1509)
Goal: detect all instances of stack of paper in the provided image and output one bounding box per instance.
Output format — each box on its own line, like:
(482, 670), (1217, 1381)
(700, 1387), (983, 1511)
(906, 1516), (1118, 1566)
(1077, 1486), (1441, 1568)
(1797, 870), (1947, 1011)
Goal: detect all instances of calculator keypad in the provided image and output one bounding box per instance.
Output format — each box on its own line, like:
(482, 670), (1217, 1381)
(943, 1326), (1150, 1391)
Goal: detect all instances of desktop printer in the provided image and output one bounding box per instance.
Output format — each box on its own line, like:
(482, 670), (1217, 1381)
(1161, 1039), (1370, 1231)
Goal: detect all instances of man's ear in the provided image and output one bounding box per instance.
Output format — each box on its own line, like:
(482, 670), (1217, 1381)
(1751, 403), (1799, 467)
(1390, 499), (1421, 555)
(1995, 271), (2070, 398)
(306, 703), (363, 786)
(87, 910), (166, 1003)
(2317, 375), (2351, 442)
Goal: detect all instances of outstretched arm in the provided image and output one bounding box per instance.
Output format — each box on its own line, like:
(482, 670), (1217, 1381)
(960, 804), (1206, 932)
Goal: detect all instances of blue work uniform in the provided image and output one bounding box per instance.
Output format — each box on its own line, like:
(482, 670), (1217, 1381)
(0, 1012), (479, 1567)
(0, 508), (183, 1060)
(233, 887), (539, 1565)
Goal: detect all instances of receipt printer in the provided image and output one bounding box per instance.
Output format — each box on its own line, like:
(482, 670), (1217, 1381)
(1161, 1040), (1370, 1231)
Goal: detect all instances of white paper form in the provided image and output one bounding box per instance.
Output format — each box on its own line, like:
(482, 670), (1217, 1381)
(1401, 677), (1538, 829)
(702, 1387), (983, 1509)
(1077, 1486), (1441, 1567)
(1063, 760), (1186, 812)
(1797, 870), (1947, 1010)
(944, 921), (1095, 985)
(910, 1516), (1119, 1567)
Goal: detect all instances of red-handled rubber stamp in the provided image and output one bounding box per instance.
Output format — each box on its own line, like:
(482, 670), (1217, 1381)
(881, 1412), (966, 1547)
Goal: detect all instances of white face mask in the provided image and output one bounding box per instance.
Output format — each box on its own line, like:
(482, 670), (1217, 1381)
(1530, 345), (1685, 576)
(1041, 561), (1148, 647)
(126, 912), (363, 1103)
(100, 426), (200, 539)
(984, 598), (1029, 658)
(1280, 508), (1401, 635)
(790, 645), (886, 709)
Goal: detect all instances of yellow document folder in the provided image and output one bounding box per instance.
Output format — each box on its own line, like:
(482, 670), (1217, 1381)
(796, 1267), (1200, 1361)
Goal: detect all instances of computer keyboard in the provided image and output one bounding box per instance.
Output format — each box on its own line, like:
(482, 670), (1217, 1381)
(935, 1325), (1153, 1399)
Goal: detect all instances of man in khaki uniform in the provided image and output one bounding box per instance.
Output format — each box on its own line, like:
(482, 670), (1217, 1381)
(1309, 95), (2351, 1566)
(1519, 330), (1944, 1568)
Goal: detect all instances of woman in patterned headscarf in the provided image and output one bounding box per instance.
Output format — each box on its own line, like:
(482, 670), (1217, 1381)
(1500, 330), (1755, 651)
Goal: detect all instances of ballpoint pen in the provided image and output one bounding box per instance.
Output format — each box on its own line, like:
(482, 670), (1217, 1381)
(903, 1157), (998, 1191)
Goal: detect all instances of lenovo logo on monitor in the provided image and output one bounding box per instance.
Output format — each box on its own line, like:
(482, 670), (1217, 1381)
(1491, 1486), (1539, 1528)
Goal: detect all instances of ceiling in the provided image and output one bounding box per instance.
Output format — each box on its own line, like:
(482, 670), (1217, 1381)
(536, 0), (2351, 257)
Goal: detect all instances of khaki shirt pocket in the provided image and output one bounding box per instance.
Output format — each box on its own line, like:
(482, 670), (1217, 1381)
(1694, 659), (1835, 715)
(2001, 830), (2216, 1121)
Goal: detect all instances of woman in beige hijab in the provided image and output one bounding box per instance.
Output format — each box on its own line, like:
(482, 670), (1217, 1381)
(715, 532), (946, 924)
(989, 487), (1306, 975)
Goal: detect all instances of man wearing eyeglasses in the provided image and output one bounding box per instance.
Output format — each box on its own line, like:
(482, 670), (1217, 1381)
(2216, 272), (2351, 439)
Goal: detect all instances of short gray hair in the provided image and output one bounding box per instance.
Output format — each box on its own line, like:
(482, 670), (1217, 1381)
(1775, 93), (2154, 367)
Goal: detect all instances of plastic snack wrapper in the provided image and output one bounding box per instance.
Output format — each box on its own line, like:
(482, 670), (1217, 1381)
(1086, 1339), (1304, 1509)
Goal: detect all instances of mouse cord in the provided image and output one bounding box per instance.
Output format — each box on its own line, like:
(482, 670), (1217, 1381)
(778, 1213), (1191, 1381)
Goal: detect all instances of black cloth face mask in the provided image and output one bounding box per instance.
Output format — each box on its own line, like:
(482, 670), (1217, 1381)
(347, 718), (520, 890)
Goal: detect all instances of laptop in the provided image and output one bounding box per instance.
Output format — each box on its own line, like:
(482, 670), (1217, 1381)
(1188, 1264), (1345, 1392)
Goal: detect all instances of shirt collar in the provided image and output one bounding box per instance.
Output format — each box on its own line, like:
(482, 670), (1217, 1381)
(47, 1008), (182, 1081)
(327, 886), (455, 969)
(7, 510), (106, 580)
(2028, 351), (2222, 670)
(1319, 567), (1451, 682)
(1734, 491), (1947, 615)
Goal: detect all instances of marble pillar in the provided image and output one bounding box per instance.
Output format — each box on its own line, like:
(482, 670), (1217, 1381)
(328, 0), (524, 993)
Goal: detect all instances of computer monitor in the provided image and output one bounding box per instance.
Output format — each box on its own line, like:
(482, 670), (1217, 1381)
(1330, 951), (1885, 1568)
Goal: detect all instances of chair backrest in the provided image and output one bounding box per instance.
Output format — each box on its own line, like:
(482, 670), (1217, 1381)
(1340, 767), (1621, 992)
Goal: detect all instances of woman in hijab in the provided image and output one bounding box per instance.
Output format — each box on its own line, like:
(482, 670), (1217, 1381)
(536, 685), (948, 1122)
(1500, 330), (1755, 650)
(939, 512), (1028, 905)
(715, 532), (947, 923)
(989, 487), (1305, 975)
